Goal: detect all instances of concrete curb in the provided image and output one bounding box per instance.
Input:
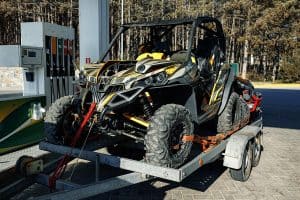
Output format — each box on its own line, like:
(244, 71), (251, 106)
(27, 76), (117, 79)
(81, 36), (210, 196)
(253, 82), (300, 89)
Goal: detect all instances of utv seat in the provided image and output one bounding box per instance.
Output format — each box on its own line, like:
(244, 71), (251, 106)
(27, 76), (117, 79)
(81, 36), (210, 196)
(170, 50), (196, 64)
(152, 41), (171, 55)
(195, 38), (222, 75)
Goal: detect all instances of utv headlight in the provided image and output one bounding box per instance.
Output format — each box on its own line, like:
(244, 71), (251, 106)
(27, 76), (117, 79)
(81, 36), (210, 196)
(144, 72), (167, 86)
(155, 72), (167, 84)
(136, 64), (146, 73)
(78, 71), (87, 85)
(144, 76), (153, 85)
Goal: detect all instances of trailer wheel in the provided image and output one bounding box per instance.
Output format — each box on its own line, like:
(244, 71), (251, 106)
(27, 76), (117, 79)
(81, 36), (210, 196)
(44, 96), (80, 145)
(252, 132), (262, 167)
(145, 104), (194, 168)
(229, 141), (253, 182)
(217, 92), (242, 133)
(15, 155), (34, 176)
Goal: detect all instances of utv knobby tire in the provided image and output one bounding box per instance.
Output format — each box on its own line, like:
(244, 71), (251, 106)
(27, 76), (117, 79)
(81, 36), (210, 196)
(217, 92), (242, 133)
(44, 96), (73, 145)
(145, 104), (194, 168)
(240, 97), (250, 123)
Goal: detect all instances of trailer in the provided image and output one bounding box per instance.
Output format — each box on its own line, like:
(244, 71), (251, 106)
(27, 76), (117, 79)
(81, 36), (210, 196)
(0, 116), (263, 200)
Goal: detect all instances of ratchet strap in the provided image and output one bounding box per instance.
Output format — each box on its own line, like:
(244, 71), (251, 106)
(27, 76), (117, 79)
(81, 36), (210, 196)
(182, 117), (250, 152)
(48, 102), (97, 190)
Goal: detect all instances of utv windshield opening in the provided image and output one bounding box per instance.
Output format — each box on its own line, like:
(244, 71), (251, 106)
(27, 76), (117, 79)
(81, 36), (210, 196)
(99, 17), (225, 66)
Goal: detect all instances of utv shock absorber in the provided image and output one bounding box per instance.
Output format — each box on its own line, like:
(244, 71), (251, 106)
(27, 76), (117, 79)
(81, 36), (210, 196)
(141, 98), (152, 118)
(144, 101), (152, 117)
(141, 92), (154, 118)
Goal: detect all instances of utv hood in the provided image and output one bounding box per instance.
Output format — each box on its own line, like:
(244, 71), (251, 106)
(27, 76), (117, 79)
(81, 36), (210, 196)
(110, 59), (177, 88)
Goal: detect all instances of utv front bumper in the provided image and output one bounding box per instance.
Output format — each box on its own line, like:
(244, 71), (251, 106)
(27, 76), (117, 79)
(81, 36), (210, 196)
(98, 86), (145, 111)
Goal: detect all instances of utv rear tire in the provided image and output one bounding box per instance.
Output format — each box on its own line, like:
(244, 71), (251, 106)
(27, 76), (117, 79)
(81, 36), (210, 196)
(145, 104), (194, 168)
(217, 92), (242, 133)
(240, 98), (250, 123)
(44, 96), (74, 145)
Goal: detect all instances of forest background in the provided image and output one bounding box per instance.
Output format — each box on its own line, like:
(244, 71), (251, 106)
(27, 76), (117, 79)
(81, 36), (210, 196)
(0, 0), (299, 82)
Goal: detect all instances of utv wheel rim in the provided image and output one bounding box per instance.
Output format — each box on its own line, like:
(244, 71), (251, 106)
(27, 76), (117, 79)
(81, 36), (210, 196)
(62, 110), (80, 141)
(170, 122), (185, 154)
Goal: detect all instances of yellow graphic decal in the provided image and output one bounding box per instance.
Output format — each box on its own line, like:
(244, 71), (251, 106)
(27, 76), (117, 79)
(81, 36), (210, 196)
(191, 56), (196, 64)
(165, 66), (178, 75)
(209, 70), (222, 105)
(136, 52), (164, 61)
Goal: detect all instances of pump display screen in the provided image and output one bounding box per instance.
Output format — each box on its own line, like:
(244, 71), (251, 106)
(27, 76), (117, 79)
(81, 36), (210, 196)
(28, 51), (37, 57)
(21, 47), (42, 66)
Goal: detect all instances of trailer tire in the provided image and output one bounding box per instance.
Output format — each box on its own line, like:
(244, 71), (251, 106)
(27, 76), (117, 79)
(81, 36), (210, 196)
(217, 92), (242, 133)
(145, 104), (194, 168)
(229, 141), (253, 182)
(15, 155), (34, 176)
(44, 95), (75, 145)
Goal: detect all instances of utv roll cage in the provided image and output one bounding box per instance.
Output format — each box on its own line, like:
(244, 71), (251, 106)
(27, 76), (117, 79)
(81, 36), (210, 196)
(99, 16), (226, 63)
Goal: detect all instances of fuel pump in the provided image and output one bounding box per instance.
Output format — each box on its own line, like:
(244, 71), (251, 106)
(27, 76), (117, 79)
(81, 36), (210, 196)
(63, 39), (69, 95)
(68, 40), (75, 94)
(21, 22), (75, 107)
(58, 38), (66, 96)
(51, 37), (61, 99)
(45, 36), (55, 103)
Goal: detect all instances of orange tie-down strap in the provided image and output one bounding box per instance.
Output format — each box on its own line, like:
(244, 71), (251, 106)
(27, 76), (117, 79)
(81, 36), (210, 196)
(182, 117), (250, 152)
(182, 134), (225, 152)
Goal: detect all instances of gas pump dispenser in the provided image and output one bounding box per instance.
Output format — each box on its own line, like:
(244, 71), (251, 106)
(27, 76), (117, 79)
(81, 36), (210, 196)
(21, 22), (75, 107)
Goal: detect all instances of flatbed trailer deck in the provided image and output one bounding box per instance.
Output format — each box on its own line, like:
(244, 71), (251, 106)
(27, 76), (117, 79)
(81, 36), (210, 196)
(0, 117), (263, 200)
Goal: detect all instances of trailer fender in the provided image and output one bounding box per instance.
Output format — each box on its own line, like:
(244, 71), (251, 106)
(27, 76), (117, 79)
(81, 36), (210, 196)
(223, 124), (262, 169)
(223, 134), (252, 169)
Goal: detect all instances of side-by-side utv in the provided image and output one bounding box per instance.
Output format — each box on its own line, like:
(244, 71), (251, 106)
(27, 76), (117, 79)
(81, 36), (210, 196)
(44, 16), (262, 170)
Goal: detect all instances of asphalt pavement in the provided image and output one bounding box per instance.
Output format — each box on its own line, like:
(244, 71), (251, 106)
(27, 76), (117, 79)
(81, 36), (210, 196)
(9, 88), (300, 200)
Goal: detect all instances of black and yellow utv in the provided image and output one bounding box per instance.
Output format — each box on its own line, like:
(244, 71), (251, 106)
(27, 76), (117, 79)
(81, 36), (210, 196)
(44, 17), (259, 168)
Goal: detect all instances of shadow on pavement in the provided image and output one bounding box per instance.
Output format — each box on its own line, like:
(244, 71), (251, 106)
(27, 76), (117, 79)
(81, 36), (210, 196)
(53, 160), (226, 200)
(88, 159), (226, 200)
